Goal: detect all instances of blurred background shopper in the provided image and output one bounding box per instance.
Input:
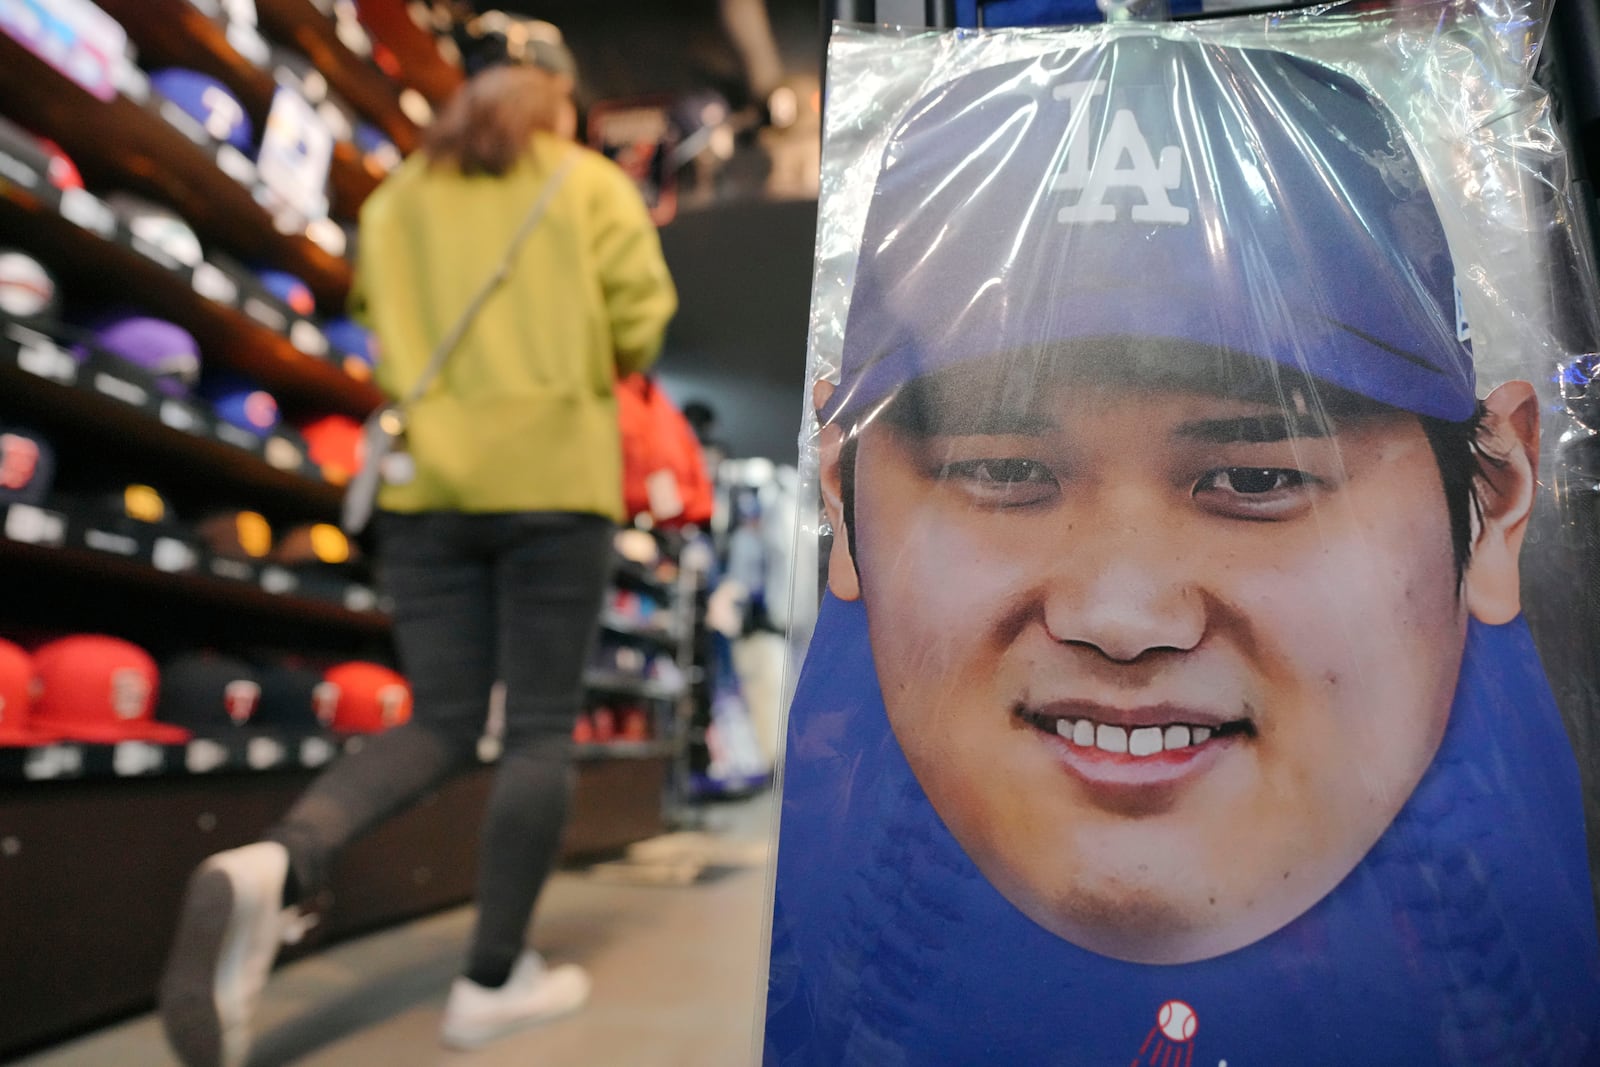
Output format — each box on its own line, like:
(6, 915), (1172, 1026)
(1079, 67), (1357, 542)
(158, 14), (677, 1066)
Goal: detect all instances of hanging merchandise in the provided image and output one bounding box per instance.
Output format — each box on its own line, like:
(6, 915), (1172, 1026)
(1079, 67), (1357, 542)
(765, 6), (1600, 1064)
(616, 373), (714, 528)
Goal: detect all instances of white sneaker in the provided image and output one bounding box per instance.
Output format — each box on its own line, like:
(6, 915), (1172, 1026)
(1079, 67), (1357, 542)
(440, 952), (591, 1050)
(159, 842), (305, 1067)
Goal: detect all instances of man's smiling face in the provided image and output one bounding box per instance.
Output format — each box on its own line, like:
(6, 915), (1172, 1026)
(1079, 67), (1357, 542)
(829, 364), (1469, 964)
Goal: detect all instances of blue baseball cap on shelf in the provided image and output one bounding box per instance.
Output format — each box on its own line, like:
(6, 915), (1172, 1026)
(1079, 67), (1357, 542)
(201, 374), (281, 436)
(254, 268), (315, 316)
(822, 35), (1476, 431)
(149, 68), (255, 151)
(323, 316), (375, 366)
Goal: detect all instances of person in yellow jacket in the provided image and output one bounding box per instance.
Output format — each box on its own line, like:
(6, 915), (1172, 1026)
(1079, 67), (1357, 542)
(160, 17), (676, 1066)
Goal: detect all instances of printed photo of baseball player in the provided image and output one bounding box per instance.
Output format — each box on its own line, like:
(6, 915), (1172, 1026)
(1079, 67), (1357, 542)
(766, 31), (1600, 1065)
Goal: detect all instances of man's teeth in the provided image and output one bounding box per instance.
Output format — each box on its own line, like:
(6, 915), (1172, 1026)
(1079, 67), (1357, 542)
(1053, 718), (1215, 755)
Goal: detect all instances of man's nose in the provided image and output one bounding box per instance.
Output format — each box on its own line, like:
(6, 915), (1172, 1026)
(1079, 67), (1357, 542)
(1041, 512), (1206, 662)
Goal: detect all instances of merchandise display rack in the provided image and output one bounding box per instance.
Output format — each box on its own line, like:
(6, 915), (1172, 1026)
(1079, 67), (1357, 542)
(0, 2), (695, 1056)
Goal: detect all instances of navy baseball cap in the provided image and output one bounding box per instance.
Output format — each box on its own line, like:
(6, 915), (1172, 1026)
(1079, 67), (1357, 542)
(150, 69), (255, 152)
(822, 35), (1476, 432)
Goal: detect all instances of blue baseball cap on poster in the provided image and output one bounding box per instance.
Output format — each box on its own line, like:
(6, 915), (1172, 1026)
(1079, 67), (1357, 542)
(822, 35), (1477, 431)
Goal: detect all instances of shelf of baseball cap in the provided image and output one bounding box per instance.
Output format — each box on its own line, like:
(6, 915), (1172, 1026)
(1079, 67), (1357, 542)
(94, 0), (389, 222)
(0, 318), (348, 521)
(256, 0), (431, 149)
(599, 609), (684, 649)
(0, 498), (389, 633)
(0, 28), (353, 311)
(582, 670), (688, 703)
(0, 164), (383, 418)
(345, 0), (464, 109)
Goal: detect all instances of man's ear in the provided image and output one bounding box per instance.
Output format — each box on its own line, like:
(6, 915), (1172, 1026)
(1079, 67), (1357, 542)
(814, 380), (860, 601)
(1463, 380), (1540, 625)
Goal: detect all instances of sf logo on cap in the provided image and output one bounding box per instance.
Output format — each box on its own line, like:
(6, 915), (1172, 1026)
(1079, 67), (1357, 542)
(224, 680), (261, 724)
(1052, 80), (1188, 226)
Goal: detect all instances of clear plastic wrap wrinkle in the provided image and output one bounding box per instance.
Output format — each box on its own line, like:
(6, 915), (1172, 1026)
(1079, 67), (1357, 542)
(765, 3), (1600, 1064)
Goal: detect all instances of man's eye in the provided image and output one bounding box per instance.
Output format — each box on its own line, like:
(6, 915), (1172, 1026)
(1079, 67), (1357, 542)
(940, 459), (1053, 485)
(1193, 467), (1318, 519)
(937, 458), (1058, 505)
(1197, 468), (1304, 495)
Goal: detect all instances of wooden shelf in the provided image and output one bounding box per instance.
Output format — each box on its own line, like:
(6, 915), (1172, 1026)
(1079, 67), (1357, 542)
(95, 0), (383, 221)
(257, 0), (426, 151)
(350, 0), (463, 108)
(0, 30), (353, 310)
(0, 501), (388, 634)
(0, 179), (382, 419)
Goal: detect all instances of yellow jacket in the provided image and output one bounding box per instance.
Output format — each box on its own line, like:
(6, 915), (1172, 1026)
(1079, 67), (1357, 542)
(350, 133), (677, 519)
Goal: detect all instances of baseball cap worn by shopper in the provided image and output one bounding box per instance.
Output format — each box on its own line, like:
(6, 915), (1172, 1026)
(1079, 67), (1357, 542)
(457, 11), (576, 80)
(0, 637), (62, 746)
(32, 634), (189, 744)
(820, 36), (1475, 434)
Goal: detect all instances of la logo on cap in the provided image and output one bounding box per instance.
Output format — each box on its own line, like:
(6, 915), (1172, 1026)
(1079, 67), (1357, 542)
(1052, 80), (1188, 226)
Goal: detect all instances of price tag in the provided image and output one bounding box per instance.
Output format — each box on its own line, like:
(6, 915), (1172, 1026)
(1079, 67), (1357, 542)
(214, 422), (260, 451)
(300, 736), (335, 767)
(186, 739), (229, 773)
(226, 21), (270, 68)
(0, 149), (42, 190)
(260, 566), (297, 594)
(24, 744), (84, 780)
(289, 319), (328, 356)
(4, 504), (66, 546)
(160, 399), (204, 434)
(191, 262), (239, 306)
(115, 58), (150, 103)
(263, 435), (303, 471)
(113, 741), (166, 776)
(131, 235), (182, 271)
(209, 556), (254, 582)
(84, 528), (140, 557)
(57, 188), (117, 239)
(160, 101), (210, 146)
(13, 334), (78, 385)
(246, 736), (285, 769)
(153, 537), (199, 573)
(215, 144), (257, 186)
(343, 585), (378, 612)
(243, 297), (288, 332)
(92, 373), (149, 408)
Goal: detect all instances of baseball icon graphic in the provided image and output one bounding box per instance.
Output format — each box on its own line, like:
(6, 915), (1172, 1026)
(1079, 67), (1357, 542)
(1159, 1000), (1197, 1041)
(1133, 1001), (1199, 1066)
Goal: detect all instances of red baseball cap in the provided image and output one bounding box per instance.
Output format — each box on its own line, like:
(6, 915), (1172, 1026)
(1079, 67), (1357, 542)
(0, 638), (61, 746)
(319, 662), (412, 734)
(298, 415), (364, 486)
(32, 635), (190, 744)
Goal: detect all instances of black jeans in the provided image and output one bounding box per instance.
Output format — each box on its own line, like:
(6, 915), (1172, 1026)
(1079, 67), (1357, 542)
(268, 510), (615, 985)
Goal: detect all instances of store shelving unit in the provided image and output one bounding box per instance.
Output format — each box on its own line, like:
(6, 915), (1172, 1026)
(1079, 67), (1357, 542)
(0, 4), (692, 1057)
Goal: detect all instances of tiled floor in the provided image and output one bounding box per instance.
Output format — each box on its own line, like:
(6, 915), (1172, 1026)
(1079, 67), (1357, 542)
(19, 792), (775, 1067)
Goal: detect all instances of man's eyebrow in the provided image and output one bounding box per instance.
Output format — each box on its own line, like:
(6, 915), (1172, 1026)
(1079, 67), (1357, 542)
(893, 404), (1059, 436)
(1173, 413), (1336, 443)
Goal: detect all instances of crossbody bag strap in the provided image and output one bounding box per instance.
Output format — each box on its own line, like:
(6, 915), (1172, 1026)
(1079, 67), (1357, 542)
(398, 148), (581, 409)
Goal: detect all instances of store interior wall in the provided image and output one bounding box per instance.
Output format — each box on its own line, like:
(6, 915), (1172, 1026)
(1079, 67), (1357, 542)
(656, 197), (819, 463)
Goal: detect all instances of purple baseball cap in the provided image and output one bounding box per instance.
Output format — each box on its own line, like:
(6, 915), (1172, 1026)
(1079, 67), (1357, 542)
(88, 313), (201, 396)
(822, 35), (1476, 431)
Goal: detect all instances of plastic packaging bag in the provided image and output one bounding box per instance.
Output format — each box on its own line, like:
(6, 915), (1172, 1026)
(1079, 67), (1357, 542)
(764, 3), (1600, 1062)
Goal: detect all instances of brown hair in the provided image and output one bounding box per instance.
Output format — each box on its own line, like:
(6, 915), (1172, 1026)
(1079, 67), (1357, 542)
(421, 65), (574, 177)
